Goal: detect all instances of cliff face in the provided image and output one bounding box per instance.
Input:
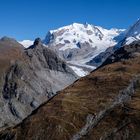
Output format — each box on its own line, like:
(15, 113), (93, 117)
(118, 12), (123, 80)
(0, 38), (77, 130)
(0, 41), (140, 140)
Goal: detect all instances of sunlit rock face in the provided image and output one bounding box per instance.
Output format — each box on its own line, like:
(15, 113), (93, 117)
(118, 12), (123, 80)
(0, 37), (77, 129)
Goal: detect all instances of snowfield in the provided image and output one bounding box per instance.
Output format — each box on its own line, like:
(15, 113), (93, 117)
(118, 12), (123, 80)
(69, 66), (89, 77)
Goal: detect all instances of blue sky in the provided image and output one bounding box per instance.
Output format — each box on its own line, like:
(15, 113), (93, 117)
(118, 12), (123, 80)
(0, 0), (139, 40)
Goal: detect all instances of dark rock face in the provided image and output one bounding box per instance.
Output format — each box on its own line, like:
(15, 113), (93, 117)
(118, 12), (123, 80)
(43, 31), (54, 44)
(2, 64), (18, 100)
(33, 38), (42, 46)
(0, 42), (140, 140)
(87, 40), (140, 68)
(86, 47), (114, 67)
(0, 37), (77, 129)
(101, 40), (140, 67)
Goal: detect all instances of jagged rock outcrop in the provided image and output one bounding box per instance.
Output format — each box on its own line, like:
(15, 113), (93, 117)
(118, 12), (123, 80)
(101, 40), (140, 67)
(0, 41), (140, 139)
(0, 37), (77, 130)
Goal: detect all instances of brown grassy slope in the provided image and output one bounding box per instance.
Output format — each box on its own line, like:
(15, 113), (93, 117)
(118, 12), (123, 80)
(0, 44), (140, 140)
(84, 78), (140, 140)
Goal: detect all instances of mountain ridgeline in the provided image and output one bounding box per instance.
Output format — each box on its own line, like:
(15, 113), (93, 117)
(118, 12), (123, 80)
(87, 19), (140, 67)
(0, 40), (140, 140)
(20, 20), (140, 77)
(0, 20), (140, 140)
(43, 23), (123, 62)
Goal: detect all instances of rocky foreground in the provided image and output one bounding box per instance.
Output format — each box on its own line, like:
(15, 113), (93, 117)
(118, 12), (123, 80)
(0, 41), (140, 139)
(0, 37), (77, 130)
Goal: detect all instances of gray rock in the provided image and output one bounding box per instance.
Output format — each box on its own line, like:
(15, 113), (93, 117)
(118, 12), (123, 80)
(0, 38), (78, 129)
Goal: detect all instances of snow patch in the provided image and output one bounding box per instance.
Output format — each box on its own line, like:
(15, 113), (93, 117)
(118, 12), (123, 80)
(19, 40), (33, 48)
(123, 19), (140, 45)
(125, 37), (137, 45)
(69, 66), (89, 77)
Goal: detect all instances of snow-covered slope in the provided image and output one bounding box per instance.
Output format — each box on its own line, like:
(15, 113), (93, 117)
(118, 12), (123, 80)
(69, 66), (88, 77)
(19, 40), (33, 48)
(43, 23), (124, 76)
(44, 23), (124, 52)
(44, 23), (123, 51)
(124, 19), (140, 45)
(87, 19), (140, 68)
(19, 21), (140, 77)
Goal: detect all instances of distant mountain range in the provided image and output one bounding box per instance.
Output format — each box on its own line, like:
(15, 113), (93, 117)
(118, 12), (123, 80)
(20, 20), (140, 76)
(87, 19), (140, 67)
(42, 23), (125, 76)
(43, 23), (123, 61)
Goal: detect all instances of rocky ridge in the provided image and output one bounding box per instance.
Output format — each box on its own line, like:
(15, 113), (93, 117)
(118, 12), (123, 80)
(87, 19), (140, 67)
(0, 37), (77, 130)
(0, 40), (140, 140)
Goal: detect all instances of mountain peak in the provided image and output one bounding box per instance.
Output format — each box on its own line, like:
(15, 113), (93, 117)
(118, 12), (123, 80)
(44, 22), (123, 47)
(0, 36), (24, 50)
(0, 36), (17, 43)
(121, 19), (140, 45)
(33, 38), (42, 46)
(43, 22), (124, 59)
(25, 38), (42, 50)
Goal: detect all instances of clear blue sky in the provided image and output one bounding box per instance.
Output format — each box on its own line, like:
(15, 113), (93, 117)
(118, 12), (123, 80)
(0, 0), (139, 40)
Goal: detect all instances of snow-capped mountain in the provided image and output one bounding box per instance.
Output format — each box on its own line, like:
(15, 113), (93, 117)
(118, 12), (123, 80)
(44, 23), (123, 50)
(18, 20), (140, 77)
(43, 23), (124, 76)
(19, 40), (33, 48)
(87, 19), (140, 68)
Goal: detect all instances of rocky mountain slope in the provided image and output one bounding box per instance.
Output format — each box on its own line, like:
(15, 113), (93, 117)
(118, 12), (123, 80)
(1, 40), (140, 139)
(0, 37), (77, 130)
